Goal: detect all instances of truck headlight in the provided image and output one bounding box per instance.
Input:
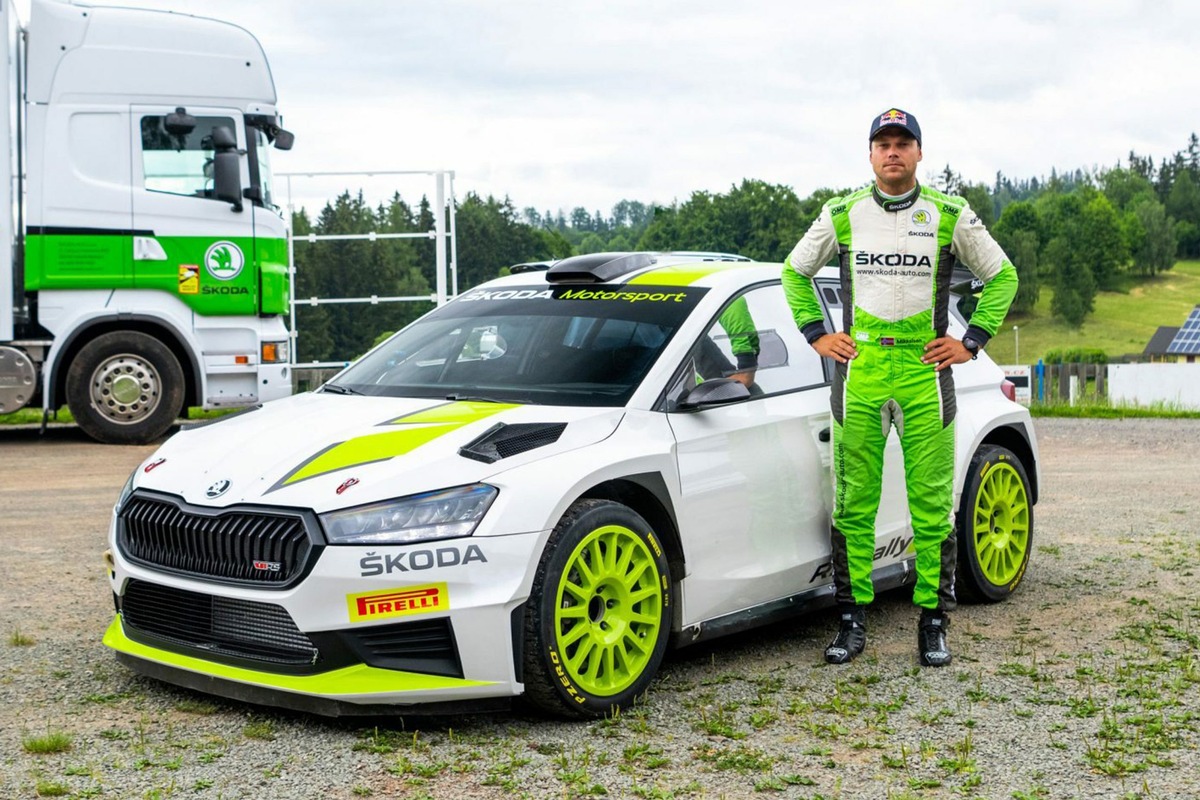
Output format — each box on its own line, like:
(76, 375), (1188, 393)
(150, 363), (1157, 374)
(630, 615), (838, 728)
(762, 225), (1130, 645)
(320, 484), (498, 544)
(261, 340), (289, 363)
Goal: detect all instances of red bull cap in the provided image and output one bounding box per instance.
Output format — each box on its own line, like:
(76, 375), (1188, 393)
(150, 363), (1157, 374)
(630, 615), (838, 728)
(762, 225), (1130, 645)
(869, 108), (921, 146)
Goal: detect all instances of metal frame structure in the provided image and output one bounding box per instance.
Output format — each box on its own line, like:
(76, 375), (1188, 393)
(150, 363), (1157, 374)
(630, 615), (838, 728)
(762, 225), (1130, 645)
(279, 170), (458, 369)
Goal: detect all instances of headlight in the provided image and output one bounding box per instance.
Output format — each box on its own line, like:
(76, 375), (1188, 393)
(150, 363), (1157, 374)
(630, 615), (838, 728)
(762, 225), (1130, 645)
(115, 468), (137, 513)
(320, 484), (498, 545)
(261, 340), (289, 363)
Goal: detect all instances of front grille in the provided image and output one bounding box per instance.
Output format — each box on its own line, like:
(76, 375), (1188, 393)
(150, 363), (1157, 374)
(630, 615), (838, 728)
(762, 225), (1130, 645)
(306, 618), (462, 678)
(119, 494), (316, 587)
(121, 579), (319, 668)
(353, 618), (460, 676)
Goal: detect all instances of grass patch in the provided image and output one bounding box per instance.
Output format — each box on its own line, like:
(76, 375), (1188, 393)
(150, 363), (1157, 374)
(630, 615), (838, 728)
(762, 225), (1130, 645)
(9, 628), (35, 646)
(986, 260), (1200, 365)
(23, 731), (73, 754)
(242, 720), (277, 741)
(0, 405), (242, 426)
(174, 699), (218, 715)
(1030, 399), (1200, 419)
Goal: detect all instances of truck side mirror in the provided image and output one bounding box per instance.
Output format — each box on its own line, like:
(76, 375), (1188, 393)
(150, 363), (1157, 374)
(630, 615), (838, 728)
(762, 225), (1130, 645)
(272, 128), (294, 151)
(210, 125), (243, 212)
(210, 125), (238, 151)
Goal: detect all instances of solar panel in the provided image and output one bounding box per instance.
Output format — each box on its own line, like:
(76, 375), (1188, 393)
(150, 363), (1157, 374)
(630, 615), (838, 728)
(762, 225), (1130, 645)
(1166, 306), (1200, 355)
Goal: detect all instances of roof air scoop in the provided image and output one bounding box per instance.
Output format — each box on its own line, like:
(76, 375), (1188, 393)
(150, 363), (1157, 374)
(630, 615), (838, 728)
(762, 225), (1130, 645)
(545, 253), (656, 284)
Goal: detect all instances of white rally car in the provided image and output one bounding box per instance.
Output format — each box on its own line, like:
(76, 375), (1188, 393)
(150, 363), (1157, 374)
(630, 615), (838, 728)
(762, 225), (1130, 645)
(104, 252), (1039, 717)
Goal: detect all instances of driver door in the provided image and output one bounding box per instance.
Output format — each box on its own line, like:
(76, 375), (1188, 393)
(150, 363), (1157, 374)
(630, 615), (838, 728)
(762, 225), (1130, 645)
(666, 284), (834, 626)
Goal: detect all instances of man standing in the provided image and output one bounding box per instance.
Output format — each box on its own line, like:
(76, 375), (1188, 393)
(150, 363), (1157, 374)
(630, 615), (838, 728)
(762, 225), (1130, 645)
(783, 108), (1018, 666)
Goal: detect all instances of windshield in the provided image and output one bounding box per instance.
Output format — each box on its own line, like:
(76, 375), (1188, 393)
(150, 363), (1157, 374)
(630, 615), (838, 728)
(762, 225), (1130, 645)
(332, 285), (707, 406)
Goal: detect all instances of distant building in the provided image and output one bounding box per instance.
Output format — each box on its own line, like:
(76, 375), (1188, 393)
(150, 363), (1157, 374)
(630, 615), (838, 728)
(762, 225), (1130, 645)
(1143, 326), (1180, 362)
(1144, 306), (1200, 363)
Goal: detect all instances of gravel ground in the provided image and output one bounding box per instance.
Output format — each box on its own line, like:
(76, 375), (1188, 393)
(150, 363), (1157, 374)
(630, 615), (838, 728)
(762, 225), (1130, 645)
(1, 418), (1198, 800)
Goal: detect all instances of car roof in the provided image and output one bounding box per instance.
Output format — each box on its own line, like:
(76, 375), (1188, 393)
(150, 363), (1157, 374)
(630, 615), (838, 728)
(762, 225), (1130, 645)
(480, 252), (836, 294)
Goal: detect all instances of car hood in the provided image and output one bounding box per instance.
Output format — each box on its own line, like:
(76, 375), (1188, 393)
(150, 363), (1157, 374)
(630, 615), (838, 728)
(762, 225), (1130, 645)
(132, 393), (624, 512)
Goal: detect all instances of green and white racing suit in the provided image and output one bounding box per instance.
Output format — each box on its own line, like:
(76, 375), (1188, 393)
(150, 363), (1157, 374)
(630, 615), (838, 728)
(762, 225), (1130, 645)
(784, 183), (1018, 611)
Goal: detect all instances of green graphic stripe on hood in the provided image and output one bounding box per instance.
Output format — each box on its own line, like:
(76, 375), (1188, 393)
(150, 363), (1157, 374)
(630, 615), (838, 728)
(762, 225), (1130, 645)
(385, 400), (516, 426)
(627, 261), (752, 286)
(275, 401), (516, 489)
(104, 617), (494, 693)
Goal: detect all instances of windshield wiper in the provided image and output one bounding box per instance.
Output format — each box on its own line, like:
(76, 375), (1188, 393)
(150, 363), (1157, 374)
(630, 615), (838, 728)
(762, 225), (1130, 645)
(321, 383), (363, 395)
(445, 392), (522, 404)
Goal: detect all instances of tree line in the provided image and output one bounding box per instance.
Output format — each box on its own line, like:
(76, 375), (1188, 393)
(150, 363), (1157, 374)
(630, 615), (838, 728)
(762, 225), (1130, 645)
(291, 134), (1200, 362)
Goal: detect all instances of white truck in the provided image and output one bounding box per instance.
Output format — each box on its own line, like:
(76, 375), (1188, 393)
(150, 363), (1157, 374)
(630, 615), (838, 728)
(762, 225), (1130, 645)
(0, 0), (295, 443)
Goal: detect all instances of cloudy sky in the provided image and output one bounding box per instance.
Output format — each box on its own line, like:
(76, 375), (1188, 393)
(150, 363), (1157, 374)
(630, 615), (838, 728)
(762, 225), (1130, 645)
(25, 0), (1200, 217)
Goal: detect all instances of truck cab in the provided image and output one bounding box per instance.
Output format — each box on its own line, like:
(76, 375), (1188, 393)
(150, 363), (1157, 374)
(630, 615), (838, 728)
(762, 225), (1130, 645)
(0, 0), (294, 443)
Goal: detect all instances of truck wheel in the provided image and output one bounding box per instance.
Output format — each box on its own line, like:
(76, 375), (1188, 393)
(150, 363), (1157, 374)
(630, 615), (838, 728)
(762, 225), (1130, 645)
(66, 332), (185, 445)
(522, 499), (671, 718)
(955, 445), (1033, 603)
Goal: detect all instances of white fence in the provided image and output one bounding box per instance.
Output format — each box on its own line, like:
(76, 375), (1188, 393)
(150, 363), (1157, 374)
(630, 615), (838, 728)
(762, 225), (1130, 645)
(280, 170), (458, 369)
(1109, 363), (1200, 410)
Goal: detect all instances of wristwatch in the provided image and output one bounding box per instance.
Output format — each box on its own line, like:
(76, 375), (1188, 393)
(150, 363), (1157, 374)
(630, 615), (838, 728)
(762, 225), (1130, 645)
(962, 336), (981, 360)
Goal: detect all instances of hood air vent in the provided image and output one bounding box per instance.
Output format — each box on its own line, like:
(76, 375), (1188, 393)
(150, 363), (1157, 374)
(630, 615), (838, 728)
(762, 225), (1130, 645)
(459, 422), (567, 464)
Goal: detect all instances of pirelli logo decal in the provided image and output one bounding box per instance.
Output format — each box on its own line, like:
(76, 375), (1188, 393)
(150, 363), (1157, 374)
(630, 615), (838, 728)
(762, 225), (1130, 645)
(347, 583), (448, 622)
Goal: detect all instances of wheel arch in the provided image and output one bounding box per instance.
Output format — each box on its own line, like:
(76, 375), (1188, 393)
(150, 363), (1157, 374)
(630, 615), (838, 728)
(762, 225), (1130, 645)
(977, 424), (1038, 505)
(48, 316), (201, 412)
(575, 473), (685, 582)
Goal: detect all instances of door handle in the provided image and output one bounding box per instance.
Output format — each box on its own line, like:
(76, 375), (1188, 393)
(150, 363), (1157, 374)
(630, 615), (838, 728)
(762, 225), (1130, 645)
(133, 236), (167, 261)
(818, 427), (830, 442)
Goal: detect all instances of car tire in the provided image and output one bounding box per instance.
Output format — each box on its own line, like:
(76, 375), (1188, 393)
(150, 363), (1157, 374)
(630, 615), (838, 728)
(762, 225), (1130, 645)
(522, 499), (671, 718)
(954, 444), (1034, 603)
(66, 332), (185, 445)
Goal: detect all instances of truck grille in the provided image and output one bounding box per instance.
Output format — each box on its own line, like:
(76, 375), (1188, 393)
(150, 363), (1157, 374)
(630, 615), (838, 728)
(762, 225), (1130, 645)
(118, 494), (317, 588)
(121, 579), (319, 668)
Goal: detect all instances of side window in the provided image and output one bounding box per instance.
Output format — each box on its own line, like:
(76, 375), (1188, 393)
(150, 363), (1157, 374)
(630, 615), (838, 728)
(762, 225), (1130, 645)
(816, 279), (845, 331)
(140, 115), (236, 199)
(665, 283), (825, 408)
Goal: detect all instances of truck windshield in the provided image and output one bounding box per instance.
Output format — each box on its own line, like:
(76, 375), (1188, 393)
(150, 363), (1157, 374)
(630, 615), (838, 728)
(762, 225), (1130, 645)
(330, 285), (707, 407)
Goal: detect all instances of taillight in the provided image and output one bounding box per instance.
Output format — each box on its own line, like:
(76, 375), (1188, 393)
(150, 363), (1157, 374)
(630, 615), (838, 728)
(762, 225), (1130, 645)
(1000, 379), (1016, 402)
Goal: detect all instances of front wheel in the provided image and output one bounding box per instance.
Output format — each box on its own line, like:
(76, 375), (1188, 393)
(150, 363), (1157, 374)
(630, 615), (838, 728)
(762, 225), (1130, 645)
(955, 444), (1034, 602)
(65, 332), (185, 445)
(522, 499), (671, 718)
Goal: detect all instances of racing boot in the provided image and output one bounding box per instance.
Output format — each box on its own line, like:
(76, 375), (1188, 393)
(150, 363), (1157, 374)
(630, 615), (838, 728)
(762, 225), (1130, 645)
(824, 605), (866, 664)
(918, 609), (952, 667)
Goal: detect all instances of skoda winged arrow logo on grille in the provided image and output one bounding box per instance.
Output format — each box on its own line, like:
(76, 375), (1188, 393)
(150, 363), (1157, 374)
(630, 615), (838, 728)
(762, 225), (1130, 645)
(205, 479), (231, 498)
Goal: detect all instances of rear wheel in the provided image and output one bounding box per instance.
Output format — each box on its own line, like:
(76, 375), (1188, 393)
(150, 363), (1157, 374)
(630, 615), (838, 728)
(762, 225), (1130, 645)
(522, 499), (671, 718)
(66, 332), (185, 445)
(955, 444), (1033, 602)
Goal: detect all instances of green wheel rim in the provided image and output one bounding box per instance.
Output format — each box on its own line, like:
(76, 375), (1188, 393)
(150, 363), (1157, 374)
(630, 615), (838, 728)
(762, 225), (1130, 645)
(971, 461), (1030, 586)
(554, 524), (663, 697)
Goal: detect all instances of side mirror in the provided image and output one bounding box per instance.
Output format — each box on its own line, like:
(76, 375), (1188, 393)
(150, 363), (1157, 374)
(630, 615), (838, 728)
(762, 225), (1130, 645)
(211, 125), (238, 151)
(210, 125), (242, 212)
(272, 128), (295, 151)
(213, 151), (242, 210)
(677, 378), (751, 410)
(164, 107), (196, 135)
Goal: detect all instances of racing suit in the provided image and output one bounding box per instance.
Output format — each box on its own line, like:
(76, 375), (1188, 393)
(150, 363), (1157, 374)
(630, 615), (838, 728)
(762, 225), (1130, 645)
(783, 183), (1018, 611)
